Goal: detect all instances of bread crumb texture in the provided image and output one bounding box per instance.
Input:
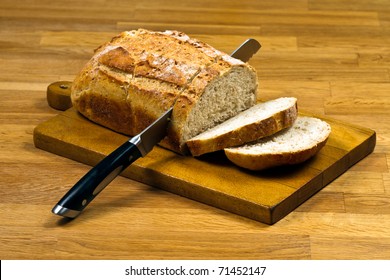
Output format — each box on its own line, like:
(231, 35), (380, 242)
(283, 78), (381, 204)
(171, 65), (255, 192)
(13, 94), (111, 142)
(224, 117), (331, 170)
(191, 97), (297, 139)
(186, 97), (298, 156)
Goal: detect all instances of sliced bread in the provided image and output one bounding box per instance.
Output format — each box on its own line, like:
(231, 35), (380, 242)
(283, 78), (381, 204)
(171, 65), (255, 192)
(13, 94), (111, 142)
(224, 116), (331, 170)
(186, 97), (298, 156)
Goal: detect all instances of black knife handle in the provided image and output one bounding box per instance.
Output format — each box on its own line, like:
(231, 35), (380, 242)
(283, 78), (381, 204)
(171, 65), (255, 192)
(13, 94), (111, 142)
(52, 140), (142, 218)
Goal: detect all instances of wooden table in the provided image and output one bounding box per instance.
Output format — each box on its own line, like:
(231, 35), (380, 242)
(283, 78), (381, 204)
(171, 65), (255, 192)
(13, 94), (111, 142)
(1, 0), (389, 260)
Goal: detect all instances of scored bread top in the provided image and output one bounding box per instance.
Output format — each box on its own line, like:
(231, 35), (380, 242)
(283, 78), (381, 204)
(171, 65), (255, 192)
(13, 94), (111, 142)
(71, 29), (258, 154)
(96, 30), (220, 86)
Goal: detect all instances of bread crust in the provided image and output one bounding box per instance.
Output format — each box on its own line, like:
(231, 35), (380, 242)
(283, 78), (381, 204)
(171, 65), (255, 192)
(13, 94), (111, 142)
(71, 29), (257, 154)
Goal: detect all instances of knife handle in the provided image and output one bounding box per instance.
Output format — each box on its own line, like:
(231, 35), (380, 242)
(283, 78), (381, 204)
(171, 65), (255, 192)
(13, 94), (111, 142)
(52, 139), (142, 218)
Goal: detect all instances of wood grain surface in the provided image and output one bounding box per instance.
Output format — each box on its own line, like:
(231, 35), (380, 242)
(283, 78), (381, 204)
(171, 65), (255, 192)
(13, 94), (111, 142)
(33, 107), (376, 225)
(1, 0), (390, 260)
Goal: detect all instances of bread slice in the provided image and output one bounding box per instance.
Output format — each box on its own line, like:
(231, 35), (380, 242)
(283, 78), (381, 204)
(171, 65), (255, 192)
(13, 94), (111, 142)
(71, 29), (258, 154)
(224, 116), (331, 170)
(186, 97), (298, 156)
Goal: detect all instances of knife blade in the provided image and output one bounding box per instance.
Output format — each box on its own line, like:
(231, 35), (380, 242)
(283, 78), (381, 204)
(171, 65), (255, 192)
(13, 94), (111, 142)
(230, 38), (261, 62)
(52, 38), (261, 218)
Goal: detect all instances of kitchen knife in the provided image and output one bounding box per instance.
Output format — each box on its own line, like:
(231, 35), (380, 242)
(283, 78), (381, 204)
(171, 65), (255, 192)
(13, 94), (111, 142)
(52, 38), (261, 218)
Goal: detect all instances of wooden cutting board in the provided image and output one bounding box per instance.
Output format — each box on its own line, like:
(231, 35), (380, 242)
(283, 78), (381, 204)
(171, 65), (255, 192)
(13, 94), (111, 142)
(33, 91), (376, 224)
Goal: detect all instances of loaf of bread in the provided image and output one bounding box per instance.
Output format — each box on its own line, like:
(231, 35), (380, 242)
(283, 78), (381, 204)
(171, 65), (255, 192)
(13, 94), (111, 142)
(224, 116), (331, 170)
(186, 97), (298, 156)
(71, 29), (258, 154)
(71, 28), (330, 170)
